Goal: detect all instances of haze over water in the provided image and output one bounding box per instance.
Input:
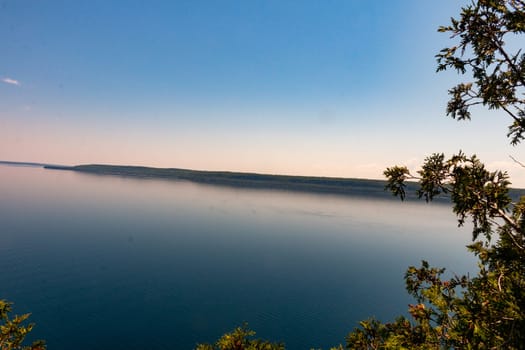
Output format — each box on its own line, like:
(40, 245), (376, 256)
(0, 164), (477, 348)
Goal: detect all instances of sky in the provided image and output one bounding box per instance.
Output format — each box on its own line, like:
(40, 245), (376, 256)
(1, 0), (525, 186)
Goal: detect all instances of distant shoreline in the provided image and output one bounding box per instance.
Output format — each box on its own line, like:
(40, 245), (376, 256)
(43, 163), (426, 201)
(0, 160), (51, 167)
(3, 160), (524, 201)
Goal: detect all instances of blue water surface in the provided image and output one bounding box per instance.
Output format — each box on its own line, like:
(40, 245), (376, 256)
(0, 164), (475, 349)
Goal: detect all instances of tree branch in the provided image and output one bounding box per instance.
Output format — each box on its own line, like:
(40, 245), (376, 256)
(495, 206), (525, 250)
(494, 41), (525, 88)
(509, 155), (525, 168)
(500, 104), (522, 123)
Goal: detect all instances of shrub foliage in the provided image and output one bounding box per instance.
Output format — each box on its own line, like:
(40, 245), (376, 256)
(0, 300), (45, 350)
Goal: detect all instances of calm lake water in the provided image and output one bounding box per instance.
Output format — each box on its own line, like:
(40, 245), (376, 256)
(0, 164), (476, 349)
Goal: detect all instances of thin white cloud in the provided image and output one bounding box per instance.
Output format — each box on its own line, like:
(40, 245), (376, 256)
(2, 77), (21, 86)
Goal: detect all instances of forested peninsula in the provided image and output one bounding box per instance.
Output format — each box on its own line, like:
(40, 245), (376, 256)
(44, 163), (405, 199)
(42, 163), (525, 201)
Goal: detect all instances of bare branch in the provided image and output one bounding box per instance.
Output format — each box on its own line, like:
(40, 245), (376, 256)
(500, 105), (522, 123)
(509, 155), (525, 168)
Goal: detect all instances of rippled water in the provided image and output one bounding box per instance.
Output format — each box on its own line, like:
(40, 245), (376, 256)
(0, 164), (476, 349)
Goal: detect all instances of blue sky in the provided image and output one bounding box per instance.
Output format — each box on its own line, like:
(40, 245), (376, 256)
(2, 1), (524, 185)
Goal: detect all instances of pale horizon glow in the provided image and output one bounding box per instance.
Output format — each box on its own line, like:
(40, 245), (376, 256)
(2, 1), (524, 187)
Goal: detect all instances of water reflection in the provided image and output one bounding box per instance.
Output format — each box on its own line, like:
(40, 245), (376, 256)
(0, 165), (476, 349)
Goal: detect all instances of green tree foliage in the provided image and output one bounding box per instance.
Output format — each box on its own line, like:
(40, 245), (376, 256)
(195, 324), (285, 350)
(0, 300), (45, 350)
(347, 1), (525, 348)
(436, 0), (525, 144)
(350, 153), (525, 347)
